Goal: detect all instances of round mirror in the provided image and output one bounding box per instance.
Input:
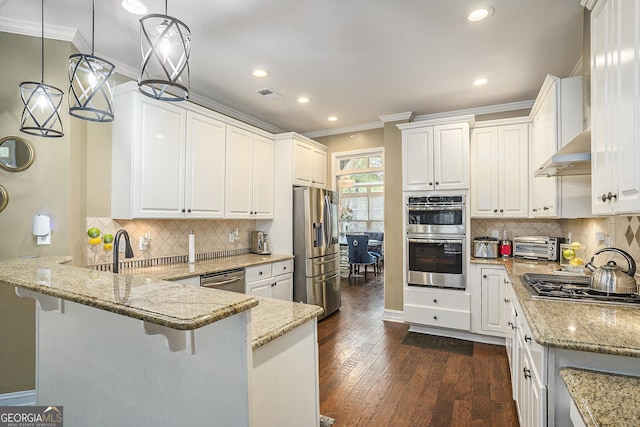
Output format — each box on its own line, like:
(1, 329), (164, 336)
(0, 136), (35, 172)
(0, 185), (8, 213)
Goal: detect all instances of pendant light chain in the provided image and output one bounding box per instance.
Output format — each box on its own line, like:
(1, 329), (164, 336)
(40, 0), (44, 83)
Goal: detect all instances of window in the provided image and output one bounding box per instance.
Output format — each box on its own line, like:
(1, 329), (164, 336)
(337, 150), (384, 233)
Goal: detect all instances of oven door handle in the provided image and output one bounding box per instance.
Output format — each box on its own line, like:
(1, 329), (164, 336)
(407, 206), (463, 212)
(407, 238), (463, 244)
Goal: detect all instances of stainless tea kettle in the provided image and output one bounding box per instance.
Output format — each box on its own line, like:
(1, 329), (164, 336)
(585, 248), (638, 294)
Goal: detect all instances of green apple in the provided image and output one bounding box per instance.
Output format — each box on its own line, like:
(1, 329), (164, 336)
(562, 248), (575, 260)
(87, 227), (100, 238)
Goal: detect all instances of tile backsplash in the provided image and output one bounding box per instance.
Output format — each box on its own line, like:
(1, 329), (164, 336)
(85, 217), (255, 266)
(472, 215), (640, 265)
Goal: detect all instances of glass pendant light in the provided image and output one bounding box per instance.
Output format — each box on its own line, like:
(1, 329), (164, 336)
(68, 0), (116, 122)
(19, 0), (64, 138)
(139, 0), (190, 101)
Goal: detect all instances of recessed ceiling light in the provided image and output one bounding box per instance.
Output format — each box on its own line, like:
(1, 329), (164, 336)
(297, 96), (311, 104)
(122, 0), (147, 15)
(328, 116), (338, 122)
(252, 69), (270, 78)
(465, 6), (494, 23)
(472, 77), (491, 86)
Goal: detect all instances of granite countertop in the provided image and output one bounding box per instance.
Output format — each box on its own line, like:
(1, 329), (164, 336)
(120, 253), (294, 281)
(471, 257), (640, 358)
(0, 256), (258, 331)
(560, 367), (640, 427)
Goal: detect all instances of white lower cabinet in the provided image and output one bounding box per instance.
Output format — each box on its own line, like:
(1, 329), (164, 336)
(403, 287), (471, 331)
(516, 320), (547, 427)
(470, 264), (509, 337)
(246, 260), (293, 301)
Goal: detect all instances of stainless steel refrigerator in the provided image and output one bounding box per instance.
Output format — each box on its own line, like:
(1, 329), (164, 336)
(293, 187), (341, 320)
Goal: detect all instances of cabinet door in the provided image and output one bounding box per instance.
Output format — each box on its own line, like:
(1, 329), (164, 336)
(252, 135), (274, 218)
(481, 268), (507, 336)
(225, 126), (254, 218)
(293, 141), (313, 186)
(311, 148), (327, 188)
(249, 279), (272, 298)
(185, 112), (226, 218)
(499, 124), (529, 217)
(272, 273), (293, 301)
(135, 99), (186, 218)
(470, 127), (499, 216)
(433, 122), (470, 190)
(403, 127), (434, 190)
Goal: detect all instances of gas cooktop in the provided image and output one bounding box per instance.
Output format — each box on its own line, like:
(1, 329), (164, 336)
(521, 273), (640, 306)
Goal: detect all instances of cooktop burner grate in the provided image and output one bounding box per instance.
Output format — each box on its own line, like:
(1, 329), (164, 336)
(521, 273), (640, 305)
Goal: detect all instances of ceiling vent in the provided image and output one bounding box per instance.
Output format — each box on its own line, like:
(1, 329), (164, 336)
(256, 88), (283, 99)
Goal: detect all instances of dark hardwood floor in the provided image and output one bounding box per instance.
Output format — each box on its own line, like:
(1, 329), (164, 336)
(317, 271), (519, 427)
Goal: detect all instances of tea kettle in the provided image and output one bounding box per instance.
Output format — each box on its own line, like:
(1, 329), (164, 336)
(585, 248), (638, 294)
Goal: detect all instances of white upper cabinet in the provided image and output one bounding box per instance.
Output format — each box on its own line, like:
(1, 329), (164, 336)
(529, 75), (591, 218)
(225, 126), (274, 219)
(589, 0), (640, 214)
(471, 120), (529, 218)
(293, 138), (327, 188)
(399, 116), (473, 191)
(112, 87), (227, 219)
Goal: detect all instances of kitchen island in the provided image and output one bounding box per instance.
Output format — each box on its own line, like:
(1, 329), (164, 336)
(471, 257), (640, 426)
(0, 256), (323, 426)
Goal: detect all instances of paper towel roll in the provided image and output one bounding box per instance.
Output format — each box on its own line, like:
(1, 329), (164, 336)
(188, 231), (195, 264)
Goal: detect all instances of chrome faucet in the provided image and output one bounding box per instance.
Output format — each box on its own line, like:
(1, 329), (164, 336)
(113, 229), (134, 274)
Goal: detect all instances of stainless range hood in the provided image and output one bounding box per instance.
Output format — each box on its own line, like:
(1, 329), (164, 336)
(534, 127), (591, 177)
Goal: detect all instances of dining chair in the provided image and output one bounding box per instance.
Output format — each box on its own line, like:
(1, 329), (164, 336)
(346, 234), (380, 278)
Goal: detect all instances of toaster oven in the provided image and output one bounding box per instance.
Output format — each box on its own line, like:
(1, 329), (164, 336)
(513, 236), (565, 261)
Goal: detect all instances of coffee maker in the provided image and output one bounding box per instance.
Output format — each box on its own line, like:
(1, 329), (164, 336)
(250, 231), (271, 255)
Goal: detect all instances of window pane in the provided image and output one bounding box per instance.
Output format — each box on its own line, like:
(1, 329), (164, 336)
(369, 156), (382, 168)
(348, 222), (367, 232)
(343, 186), (367, 193)
(339, 159), (351, 170)
(353, 157), (367, 169)
(370, 221), (384, 232)
(349, 197), (368, 221)
(371, 186), (384, 193)
(369, 196), (384, 220)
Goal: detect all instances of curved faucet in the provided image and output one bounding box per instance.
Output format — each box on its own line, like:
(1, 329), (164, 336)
(113, 229), (134, 274)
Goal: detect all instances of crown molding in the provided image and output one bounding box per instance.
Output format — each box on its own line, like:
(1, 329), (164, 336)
(570, 56), (584, 78)
(414, 100), (534, 123)
(302, 121), (384, 138)
(379, 111), (414, 123)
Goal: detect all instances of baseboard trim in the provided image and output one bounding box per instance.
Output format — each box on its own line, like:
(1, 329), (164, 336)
(407, 324), (506, 346)
(382, 309), (404, 323)
(0, 390), (36, 406)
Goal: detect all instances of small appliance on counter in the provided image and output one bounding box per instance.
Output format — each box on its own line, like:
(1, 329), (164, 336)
(513, 236), (565, 261)
(473, 237), (499, 259)
(250, 231), (271, 255)
(499, 229), (512, 258)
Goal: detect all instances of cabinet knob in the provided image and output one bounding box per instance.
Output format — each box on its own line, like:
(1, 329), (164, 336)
(504, 298), (511, 303)
(188, 209), (192, 213)
(493, 209), (498, 213)
(433, 299), (438, 303)
(181, 209), (186, 213)
(499, 209), (504, 213)
(259, 271), (263, 275)
(601, 193), (608, 202)
(607, 192), (617, 201)
(428, 182), (433, 186)
(508, 321), (513, 327)
(532, 208), (537, 212)
(482, 275), (487, 278)
(283, 266), (287, 270)
(543, 206), (549, 210)
(433, 315), (438, 320)
(435, 181), (439, 186)
(523, 367), (532, 380)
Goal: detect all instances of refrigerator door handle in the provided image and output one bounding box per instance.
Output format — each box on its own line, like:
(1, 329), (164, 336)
(314, 271), (341, 283)
(313, 254), (340, 265)
(324, 195), (332, 250)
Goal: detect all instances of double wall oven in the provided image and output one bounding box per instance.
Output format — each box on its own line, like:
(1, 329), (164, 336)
(406, 195), (466, 290)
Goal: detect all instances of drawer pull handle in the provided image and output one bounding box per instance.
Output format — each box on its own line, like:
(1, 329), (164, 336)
(523, 367), (531, 380)
(504, 298), (510, 303)
(524, 335), (532, 343)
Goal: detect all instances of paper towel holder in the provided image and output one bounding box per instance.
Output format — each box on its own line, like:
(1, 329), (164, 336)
(33, 214), (51, 245)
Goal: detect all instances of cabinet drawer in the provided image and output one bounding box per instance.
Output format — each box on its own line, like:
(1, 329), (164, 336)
(518, 315), (546, 379)
(246, 264), (273, 283)
(404, 287), (470, 311)
(404, 304), (471, 331)
(272, 259), (293, 276)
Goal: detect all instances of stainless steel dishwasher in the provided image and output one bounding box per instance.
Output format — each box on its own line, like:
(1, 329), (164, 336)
(200, 268), (245, 293)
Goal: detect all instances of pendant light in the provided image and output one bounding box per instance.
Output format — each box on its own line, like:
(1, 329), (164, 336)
(139, 0), (191, 101)
(68, 0), (116, 122)
(19, 0), (64, 138)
